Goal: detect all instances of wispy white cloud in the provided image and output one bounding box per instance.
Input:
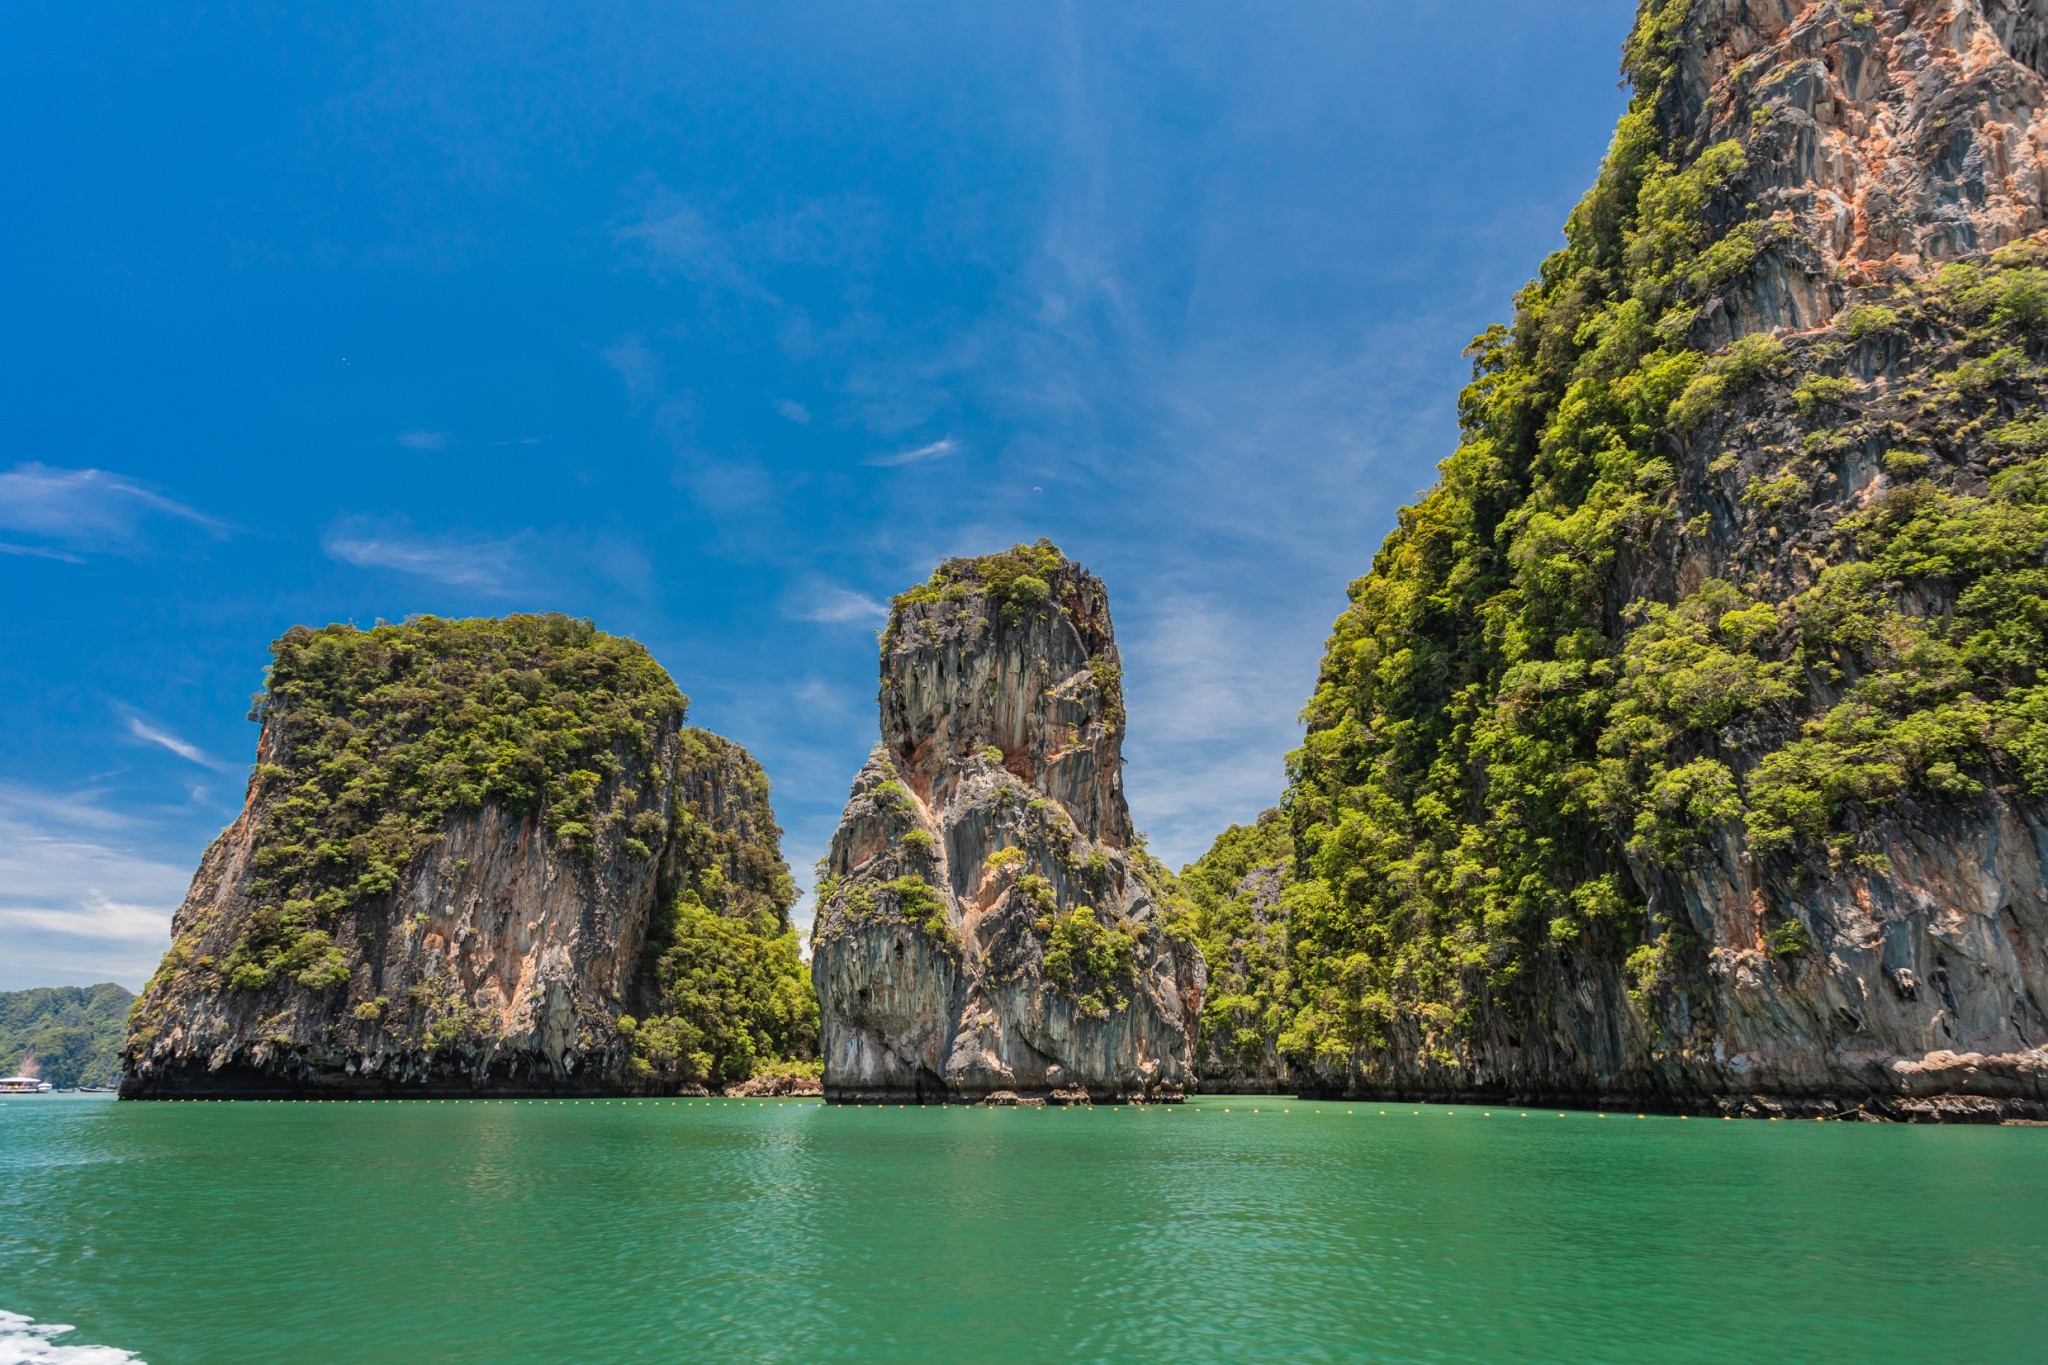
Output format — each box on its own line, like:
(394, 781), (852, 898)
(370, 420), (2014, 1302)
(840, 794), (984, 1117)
(613, 186), (883, 296)
(0, 541), (85, 563)
(0, 463), (224, 556)
(790, 585), (888, 624)
(601, 334), (792, 529)
(121, 713), (234, 772)
(582, 532), (657, 601)
(775, 398), (812, 425)
(0, 896), (173, 945)
(573, 5), (1627, 882)
(601, 334), (664, 397)
(866, 437), (960, 468)
(613, 195), (781, 303)
(321, 515), (662, 606)
(0, 784), (192, 989)
(1117, 592), (1312, 866)
(322, 517), (524, 591)
(791, 676), (860, 714)
(397, 429), (549, 453)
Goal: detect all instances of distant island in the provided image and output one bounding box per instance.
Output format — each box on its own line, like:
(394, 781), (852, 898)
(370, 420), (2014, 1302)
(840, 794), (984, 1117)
(1, 984), (133, 1088)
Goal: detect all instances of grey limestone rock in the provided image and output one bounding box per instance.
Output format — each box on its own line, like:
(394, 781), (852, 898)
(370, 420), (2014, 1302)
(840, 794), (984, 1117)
(810, 545), (1205, 1102)
(121, 620), (792, 1099)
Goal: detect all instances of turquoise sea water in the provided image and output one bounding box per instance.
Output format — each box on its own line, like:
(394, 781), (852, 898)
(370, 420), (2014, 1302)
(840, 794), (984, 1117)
(2, 1093), (2044, 1363)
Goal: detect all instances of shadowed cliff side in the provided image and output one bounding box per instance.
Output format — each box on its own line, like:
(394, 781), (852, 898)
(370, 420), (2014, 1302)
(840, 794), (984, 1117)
(1197, 0), (2048, 1119)
(122, 614), (812, 1098)
(810, 542), (1205, 1102)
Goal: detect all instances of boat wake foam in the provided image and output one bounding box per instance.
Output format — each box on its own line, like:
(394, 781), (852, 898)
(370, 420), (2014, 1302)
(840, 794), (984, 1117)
(0, 1311), (141, 1363)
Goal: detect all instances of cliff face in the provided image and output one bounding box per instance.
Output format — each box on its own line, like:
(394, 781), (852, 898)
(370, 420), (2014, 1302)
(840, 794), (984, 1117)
(810, 543), (1205, 1102)
(122, 615), (806, 1098)
(1675, 0), (2048, 338)
(1231, 0), (2048, 1118)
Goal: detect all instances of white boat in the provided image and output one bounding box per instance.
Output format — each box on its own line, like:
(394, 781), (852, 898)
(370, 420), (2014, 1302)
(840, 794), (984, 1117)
(0, 1076), (53, 1094)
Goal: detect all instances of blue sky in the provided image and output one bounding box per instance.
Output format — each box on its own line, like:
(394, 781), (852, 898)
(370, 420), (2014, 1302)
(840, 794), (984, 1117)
(0, 1), (1633, 989)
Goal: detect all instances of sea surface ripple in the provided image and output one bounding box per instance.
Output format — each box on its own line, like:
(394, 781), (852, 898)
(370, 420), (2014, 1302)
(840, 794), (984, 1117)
(3, 1094), (2045, 1362)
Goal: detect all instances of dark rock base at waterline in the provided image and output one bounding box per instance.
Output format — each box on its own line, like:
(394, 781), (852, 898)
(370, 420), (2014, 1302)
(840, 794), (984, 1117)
(119, 1061), (818, 1101)
(1192, 1076), (1291, 1095)
(121, 1065), (634, 1100)
(1285, 1082), (2048, 1123)
(823, 1083), (1184, 1106)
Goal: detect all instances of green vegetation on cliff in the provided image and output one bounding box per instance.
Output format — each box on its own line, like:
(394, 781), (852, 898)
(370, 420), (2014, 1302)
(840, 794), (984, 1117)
(811, 869), (956, 948)
(631, 732), (817, 1086)
(0, 985), (133, 1088)
(882, 539), (1089, 656)
(213, 613), (686, 993)
(1034, 903), (1137, 1019)
(630, 904), (815, 1086)
(1204, 0), (2048, 1078)
(1729, 257), (2048, 857)
(889, 538), (1067, 615)
(1172, 812), (1292, 1077)
(884, 539), (1128, 742)
(124, 610), (824, 1095)
(1276, 0), (1727, 1065)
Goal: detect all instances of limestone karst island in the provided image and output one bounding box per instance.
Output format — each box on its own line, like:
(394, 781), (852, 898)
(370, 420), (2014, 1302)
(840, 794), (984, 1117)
(9, 2), (2048, 1360)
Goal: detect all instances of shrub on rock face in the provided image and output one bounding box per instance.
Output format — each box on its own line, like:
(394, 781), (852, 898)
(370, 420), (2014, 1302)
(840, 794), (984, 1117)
(1035, 907), (1137, 1019)
(882, 875), (953, 945)
(888, 540), (1068, 614)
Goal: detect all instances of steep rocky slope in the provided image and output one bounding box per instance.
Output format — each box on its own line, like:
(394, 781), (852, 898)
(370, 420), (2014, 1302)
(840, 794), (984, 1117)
(1201, 0), (2048, 1118)
(811, 543), (1205, 1102)
(122, 614), (811, 1098)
